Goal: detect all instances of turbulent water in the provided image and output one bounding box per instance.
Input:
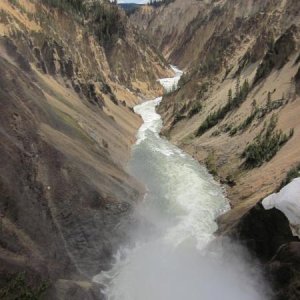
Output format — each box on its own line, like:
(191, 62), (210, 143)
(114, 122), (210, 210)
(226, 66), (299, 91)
(94, 67), (270, 300)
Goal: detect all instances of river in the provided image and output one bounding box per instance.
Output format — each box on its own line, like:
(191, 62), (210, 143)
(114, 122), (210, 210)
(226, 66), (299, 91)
(93, 67), (270, 300)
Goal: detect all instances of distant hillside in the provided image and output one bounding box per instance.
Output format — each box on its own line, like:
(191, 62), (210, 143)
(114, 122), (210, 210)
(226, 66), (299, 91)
(119, 3), (141, 14)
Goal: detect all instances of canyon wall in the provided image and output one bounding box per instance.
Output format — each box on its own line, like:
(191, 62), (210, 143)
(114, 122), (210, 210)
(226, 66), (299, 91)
(0, 0), (171, 298)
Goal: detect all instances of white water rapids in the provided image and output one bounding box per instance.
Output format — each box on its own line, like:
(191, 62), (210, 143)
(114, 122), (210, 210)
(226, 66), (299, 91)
(94, 67), (270, 300)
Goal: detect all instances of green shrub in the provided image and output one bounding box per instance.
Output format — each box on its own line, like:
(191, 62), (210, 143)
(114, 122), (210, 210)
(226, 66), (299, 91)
(230, 107), (258, 136)
(239, 108), (258, 130)
(241, 115), (293, 168)
(295, 53), (300, 65)
(8, 0), (19, 5)
(230, 93), (285, 136)
(40, 0), (125, 45)
(229, 127), (238, 136)
(0, 272), (48, 300)
(92, 3), (125, 44)
(205, 152), (218, 176)
(40, 0), (86, 14)
(196, 79), (250, 136)
(187, 102), (202, 118)
(279, 163), (300, 189)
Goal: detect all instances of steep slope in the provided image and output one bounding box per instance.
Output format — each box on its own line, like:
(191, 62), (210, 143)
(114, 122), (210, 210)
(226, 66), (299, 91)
(131, 0), (300, 69)
(130, 0), (202, 62)
(140, 0), (300, 228)
(0, 0), (171, 299)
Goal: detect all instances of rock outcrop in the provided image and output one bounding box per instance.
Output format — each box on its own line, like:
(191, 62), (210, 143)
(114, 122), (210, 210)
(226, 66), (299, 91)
(232, 203), (300, 300)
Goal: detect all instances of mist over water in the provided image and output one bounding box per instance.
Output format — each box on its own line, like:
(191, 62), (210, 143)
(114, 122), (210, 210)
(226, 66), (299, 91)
(94, 70), (270, 300)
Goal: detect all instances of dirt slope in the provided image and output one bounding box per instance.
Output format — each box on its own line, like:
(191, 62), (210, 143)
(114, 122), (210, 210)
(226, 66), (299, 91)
(0, 0), (171, 298)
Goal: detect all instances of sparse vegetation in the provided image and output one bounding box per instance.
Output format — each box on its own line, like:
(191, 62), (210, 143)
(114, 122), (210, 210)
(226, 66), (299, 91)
(196, 79), (250, 136)
(169, 82), (208, 126)
(295, 67), (300, 95)
(148, 0), (175, 7)
(178, 72), (192, 88)
(241, 115), (294, 168)
(224, 174), (236, 187)
(230, 108), (259, 136)
(279, 163), (300, 189)
(205, 151), (218, 176)
(254, 26), (296, 85)
(40, 0), (86, 14)
(196, 82), (209, 99)
(185, 83), (208, 118)
(0, 272), (48, 300)
(91, 3), (125, 44)
(187, 102), (202, 118)
(8, 0), (19, 5)
(229, 93), (285, 136)
(40, 0), (125, 45)
(295, 53), (300, 65)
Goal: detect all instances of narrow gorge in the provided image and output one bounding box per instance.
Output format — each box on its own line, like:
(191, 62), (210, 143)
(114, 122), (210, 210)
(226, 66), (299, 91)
(94, 69), (271, 300)
(0, 0), (300, 300)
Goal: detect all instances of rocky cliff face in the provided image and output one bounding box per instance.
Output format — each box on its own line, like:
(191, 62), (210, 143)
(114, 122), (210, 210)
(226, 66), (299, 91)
(0, 0), (171, 298)
(130, 0), (206, 63)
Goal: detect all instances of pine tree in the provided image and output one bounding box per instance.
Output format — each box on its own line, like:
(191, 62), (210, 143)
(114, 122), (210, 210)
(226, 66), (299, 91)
(267, 91), (272, 108)
(240, 79), (249, 100)
(235, 75), (241, 99)
(252, 99), (257, 110)
(228, 88), (232, 104)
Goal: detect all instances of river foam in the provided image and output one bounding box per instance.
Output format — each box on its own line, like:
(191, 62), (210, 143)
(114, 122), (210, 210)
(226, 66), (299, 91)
(93, 67), (271, 300)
